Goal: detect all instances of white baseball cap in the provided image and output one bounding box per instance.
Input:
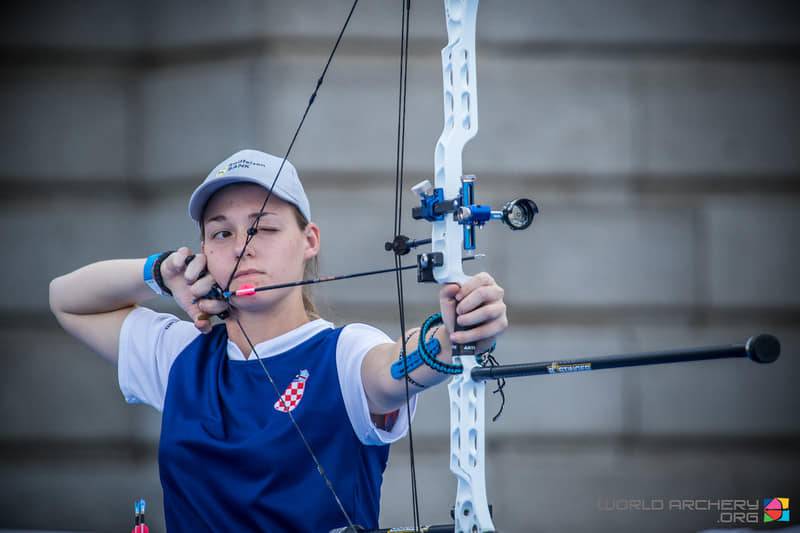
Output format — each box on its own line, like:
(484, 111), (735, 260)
(188, 149), (311, 223)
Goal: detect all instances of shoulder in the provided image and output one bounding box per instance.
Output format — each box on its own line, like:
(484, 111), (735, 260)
(118, 306), (204, 410)
(122, 306), (201, 346)
(334, 323), (417, 445)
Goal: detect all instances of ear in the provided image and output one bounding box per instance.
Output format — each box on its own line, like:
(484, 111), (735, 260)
(303, 222), (321, 260)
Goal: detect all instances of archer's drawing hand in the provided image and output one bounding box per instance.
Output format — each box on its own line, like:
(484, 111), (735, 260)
(160, 247), (230, 333)
(439, 272), (507, 353)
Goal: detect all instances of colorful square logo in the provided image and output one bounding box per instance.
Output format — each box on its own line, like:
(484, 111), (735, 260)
(763, 497), (790, 523)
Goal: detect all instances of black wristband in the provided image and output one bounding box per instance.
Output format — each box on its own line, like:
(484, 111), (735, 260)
(152, 251), (175, 297)
(405, 374), (426, 388)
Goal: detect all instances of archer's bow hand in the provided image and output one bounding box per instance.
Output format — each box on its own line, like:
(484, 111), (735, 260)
(439, 272), (508, 354)
(160, 247), (229, 333)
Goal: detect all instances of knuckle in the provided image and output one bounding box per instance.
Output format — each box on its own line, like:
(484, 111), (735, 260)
(491, 306), (501, 321)
(208, 297), (226, 308)
(189, 284), (206, 298)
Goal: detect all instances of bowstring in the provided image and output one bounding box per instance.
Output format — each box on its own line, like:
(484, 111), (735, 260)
(393, 0), (422, 531)
(223, 0), (360, 294)
(223, 1), (361, 530)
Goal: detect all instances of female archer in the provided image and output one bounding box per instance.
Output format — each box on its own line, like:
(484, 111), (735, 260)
(48, 148), (508, 532)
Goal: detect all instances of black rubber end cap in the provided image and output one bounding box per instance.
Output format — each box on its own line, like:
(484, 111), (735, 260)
(746, 334), (781, 364)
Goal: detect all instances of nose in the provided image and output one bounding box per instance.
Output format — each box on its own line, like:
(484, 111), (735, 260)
(234, 229), (256, 259)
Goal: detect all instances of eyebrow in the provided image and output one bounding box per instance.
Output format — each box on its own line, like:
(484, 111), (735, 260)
(205, 212), (276, 224)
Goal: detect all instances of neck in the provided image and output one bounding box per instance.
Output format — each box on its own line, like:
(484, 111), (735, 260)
(224, 295), (311, 359)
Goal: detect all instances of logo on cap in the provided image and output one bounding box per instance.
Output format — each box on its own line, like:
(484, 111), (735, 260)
(228, 159), (266, 171)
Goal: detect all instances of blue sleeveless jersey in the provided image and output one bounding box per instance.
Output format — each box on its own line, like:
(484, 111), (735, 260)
(158, 323), (390, 532)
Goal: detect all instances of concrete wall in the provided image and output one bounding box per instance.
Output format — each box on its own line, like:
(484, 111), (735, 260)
(1, 1), (798, 532)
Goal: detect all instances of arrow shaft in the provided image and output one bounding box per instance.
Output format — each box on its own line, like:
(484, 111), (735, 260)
(238, 256), (479, 296)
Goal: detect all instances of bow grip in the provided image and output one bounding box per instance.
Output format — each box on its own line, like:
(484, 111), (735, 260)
(452, 321), (477, 357)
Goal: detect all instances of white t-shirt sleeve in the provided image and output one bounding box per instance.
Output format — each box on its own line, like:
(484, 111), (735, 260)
(336, 323), (419, 446)
(118, 306), (202, 411)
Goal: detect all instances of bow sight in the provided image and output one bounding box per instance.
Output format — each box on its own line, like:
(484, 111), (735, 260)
(385, 174), (538, 282)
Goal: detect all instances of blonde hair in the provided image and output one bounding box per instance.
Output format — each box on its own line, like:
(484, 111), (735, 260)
(200, 203), (320, 320)
(290, 207), (320, 320)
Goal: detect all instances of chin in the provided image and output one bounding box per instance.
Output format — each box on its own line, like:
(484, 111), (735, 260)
(232, 292), (281, 312)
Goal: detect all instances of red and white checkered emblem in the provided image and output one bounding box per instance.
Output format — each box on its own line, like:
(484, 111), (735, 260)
(274, 370), (309, 413)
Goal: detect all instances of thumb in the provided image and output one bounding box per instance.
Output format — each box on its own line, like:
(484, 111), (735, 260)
(439, 283), (460, 334)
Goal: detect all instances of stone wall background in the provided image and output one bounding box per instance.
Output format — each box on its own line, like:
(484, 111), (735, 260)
(0, 1), (798, 532)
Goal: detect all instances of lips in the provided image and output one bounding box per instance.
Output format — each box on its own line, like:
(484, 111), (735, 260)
(234, 269), (264, 279)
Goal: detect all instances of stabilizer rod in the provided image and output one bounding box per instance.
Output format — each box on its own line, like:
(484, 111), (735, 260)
(330, 525), (453, 533)
(471, 334), (780, 382)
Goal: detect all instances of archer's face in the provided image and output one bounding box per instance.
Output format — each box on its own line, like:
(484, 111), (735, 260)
(201, 183), (318, 310)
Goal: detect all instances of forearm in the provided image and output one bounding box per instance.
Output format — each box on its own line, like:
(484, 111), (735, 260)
(49, 259), (155, 315)
(393, 325), (455, 394)
(363, 325), (456, 414)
